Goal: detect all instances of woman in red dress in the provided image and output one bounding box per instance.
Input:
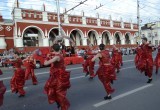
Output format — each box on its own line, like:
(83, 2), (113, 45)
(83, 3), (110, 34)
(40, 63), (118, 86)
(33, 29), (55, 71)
(82, 44), (96, 79)
(92, 44), (116, 100)
(44, 44), (70, 110)
(10, 53), (26, 97)
(23, 56), (38, 85)
(154, 45), (160, 74)
(0, 69), (6, 106)
(137, 37), (154, 83)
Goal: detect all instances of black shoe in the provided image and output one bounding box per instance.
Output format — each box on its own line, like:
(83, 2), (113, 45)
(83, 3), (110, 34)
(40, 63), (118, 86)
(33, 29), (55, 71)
(117, 70), (120, 73)
(56, 102), (60, 109)
(111, 80), (113, 84)
(145, 72), (147, 76)
(121, 63), (123, 66)
(18, 95), (25, 98)
(104, 95), (112, 100)
(89, 77), (94, 80)
(147, 79), (152, 83)
(15, 90), (18, 94)
(155, 71), (158, 75)
(85, 72), (89, 77)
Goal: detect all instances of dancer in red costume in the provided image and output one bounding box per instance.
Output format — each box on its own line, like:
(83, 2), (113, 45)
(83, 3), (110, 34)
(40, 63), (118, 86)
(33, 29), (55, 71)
(44, 43), (71, 110)
(0, 69), (6, 106)
(134, 46), (143, 69)
(154, 45), (160, 74)
(82, 44), (96, 79)
(92, 44), (116, 100)
(23, 56), (38, 85)
(118, 49), (123, 66)
(111, 45), (121, 73)
(137, 37), (154, 83)
(10, 53), (26, 97)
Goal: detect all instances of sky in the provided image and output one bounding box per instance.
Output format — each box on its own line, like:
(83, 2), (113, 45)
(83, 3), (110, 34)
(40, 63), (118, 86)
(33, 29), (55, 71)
(0, 0), (160, 25)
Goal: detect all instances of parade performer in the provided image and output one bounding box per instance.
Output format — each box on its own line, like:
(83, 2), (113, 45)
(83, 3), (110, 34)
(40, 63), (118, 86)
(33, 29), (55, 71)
(134, 46), (143, 69)
(111, 45), (121, 73)
(92, 44), (116, 100)
(118, 49), (123, 66)
(23, 56), (38, 85)
(154, 45), (160, 74)
(0, 69), (6, 106)
(137, 37), (154, 83)
(10, 53), (26, 97)
(82, 44), (96, 79)
(44, 36), (72, 110)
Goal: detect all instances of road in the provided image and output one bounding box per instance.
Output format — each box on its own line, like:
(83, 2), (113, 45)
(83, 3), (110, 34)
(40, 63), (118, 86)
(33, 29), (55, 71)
(0, 53), (160, 110)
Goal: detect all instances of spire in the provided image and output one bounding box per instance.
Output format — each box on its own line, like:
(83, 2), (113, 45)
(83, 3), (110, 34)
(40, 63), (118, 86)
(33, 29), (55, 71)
(42, 3), (46, 11)
(0, 11), (3, 22)
(14, 0), (19, 8)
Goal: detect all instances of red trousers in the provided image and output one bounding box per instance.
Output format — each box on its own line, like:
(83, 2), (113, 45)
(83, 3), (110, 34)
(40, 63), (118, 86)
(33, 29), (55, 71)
(96, 65), (116, 95)
(10, 68), (25, 95)
(25, 68), (38, 85)
(0, 81), (6, 106)
(82, 59), (95, 77)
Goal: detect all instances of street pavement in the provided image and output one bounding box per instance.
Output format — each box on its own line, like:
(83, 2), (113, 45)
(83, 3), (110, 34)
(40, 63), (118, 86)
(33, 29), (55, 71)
(0, 53), (160, 110)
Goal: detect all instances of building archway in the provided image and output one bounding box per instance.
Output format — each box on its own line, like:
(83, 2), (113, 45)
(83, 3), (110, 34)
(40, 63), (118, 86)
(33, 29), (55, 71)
(23, 27), (43, 47)
(114, 32), (122, 44)
(102, 31), (111, 45)
(48, 28), (66, 46)
(87, 30), (98, 45)
(69, 29), (83, 46)
(125, 33), (131, 44)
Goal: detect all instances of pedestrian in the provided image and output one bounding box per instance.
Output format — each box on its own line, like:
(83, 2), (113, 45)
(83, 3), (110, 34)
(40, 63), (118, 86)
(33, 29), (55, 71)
(91, 44), (116, 100)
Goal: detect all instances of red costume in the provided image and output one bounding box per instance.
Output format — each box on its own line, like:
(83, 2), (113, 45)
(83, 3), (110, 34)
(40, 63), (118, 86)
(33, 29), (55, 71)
(44, 53), (70, 110)
(0, 69), (6, 106)
(23, 57), (38, 85)
(96, 50), (116, 95)
(134, 46), (143, 69)
(118, 50), (123, 66)
(10, 58), (25, 96)
(82, 49), (95, 78)
(154, 45), (160, 74)
(137, 44), (153, 78)
(111, 49), (121, 73)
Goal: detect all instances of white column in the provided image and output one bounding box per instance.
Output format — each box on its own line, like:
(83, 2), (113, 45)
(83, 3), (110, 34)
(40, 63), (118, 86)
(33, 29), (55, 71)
(110, 38), (114, 45)
(121, 38), (125, 45)
(82, 38), (87, 46)
(15, 38), (23, 47)
(82, 17), (86, 25)
(0, 37), (7, 49)
(42, 12), (48, 21)
(130, 38), (135, 44)
(64, 38), (70, 46)
(43, 38), (49, 46)
(96, 38), (102, 45)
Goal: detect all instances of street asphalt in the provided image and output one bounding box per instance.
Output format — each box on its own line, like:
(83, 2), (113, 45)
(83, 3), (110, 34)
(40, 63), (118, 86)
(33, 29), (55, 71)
(0, 52), (160, 110)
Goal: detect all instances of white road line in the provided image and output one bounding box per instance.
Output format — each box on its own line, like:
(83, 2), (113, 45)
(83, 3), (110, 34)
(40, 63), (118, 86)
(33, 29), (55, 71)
(93, 84), (153, 107)
(0, 65), (135, 81)
(6, 87), (28, 93)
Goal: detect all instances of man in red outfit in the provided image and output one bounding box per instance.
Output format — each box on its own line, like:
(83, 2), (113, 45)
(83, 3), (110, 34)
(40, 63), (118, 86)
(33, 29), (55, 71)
(137, 37), (154, 83)
(154, 45), (160, 74)
(134, 46), (143, 69)
(44, 44), (70, 110)
(23, 56), (38, 85)
(92, 44), (116, 100)
(82, 44), (96, 79)
(10, 53), (26, 97)
(0, 69), (6, 107)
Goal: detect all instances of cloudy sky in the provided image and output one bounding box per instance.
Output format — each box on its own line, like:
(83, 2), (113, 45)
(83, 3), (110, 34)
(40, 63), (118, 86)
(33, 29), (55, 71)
(0, 0), (160, 25)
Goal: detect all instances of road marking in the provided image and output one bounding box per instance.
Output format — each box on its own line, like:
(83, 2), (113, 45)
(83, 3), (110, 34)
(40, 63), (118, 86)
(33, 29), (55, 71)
(6, 87), (28, 93)
(93, 84), (153, 107)
(0, 65), (136, 81)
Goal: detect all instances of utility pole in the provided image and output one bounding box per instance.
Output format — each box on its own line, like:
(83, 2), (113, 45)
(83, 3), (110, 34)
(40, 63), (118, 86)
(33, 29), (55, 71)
(56, 0), (61, 37)
(137, 0), (140, 43)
